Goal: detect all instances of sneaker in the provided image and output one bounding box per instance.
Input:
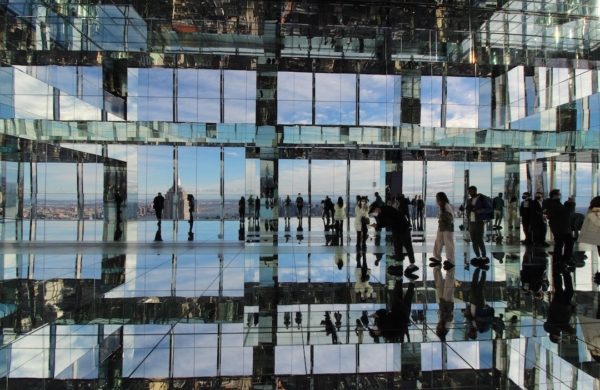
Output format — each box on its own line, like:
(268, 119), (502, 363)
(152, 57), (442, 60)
(443, 261), (455, 270)
(387, 265), (404, 276)
(405, 273), (419, 281)
(429, 260), (442, 268)
(477, 264), (490, 271)
(429, 257), (442, 262)
(405, 264), (420, 273)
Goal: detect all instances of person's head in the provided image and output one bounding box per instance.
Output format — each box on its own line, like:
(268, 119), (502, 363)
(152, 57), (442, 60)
(356, 195), (361, 202)
(337, 196), (344, 207)
(589, 196), (600, 210)
(369, 203), (382, 215)
(374, 192), (379, 197)
(298, 193), (301, 196)
(498, 192), (503, 198)
(336, 260), (343, 270)
(436, 322), (449, 341)
(436, 192), (449, 205)
(468, 327), (477, 340)
(522, 192), (530, 199)
(189, 194), (195, 201)
(535, 191), (543, 200)
(467, 186), (478, 198)
(549, 189), (561, 199)
(158, 192), (162, 196)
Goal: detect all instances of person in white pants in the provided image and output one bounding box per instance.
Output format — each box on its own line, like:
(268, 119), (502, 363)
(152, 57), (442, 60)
(430, 192), (455, 270)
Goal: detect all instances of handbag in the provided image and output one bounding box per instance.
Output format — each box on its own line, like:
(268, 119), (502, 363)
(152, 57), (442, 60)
(578, 212), (600, 246)
(361, 216), (370, 225)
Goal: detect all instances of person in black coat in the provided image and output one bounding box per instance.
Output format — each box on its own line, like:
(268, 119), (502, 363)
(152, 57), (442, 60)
(543, 189), (576, 264)
(543, 268), (576, 343)
(530, 191), (549, 247)
(370, 272), (416, 342)
(153, 192), (165, 224)
(369, 204), (416, 265)
(519, 192), (532, 244)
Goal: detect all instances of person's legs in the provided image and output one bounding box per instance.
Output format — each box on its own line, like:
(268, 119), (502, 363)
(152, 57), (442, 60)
(475, 222), (487, 257)
(443, 231), (455, 263)
(397, 228), (416, 263)
(432, 229), (444, 260)
(469, 222), (484, 257)
(443, 267), (456, 302)
(552, 271), (566, 303)
(553, 233), (565, 262)
(563, 271), (574, 303)
(469, 267), (480, 303)
(563, 234), (575, 263)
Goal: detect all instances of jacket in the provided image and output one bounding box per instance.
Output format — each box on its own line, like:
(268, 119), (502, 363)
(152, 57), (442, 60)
(543, 301), (576, 335)
(465, 194), (493, 223)
(353, 268), (373, 297)
(354, 202), (370, 231)
(578, 207), (600, 245)
(374, 205), (410, 231)
(438, 203), (454, 232)
(543, 198), (575, 234)
(520, 198), (531, 222)
(333, 203), (346, 221)
(529, 198), (545, 226)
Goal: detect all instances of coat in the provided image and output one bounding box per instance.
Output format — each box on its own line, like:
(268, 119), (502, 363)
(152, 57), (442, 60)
(578, 207), (600, 246)
(543, 198), (575, 235)
(354, 202), (370, 231)
(353, 268), (373, 297)
(333, 203), (346, 221)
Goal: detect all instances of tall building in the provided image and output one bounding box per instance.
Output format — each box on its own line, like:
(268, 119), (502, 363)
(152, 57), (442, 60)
(0, 0), (598, 388)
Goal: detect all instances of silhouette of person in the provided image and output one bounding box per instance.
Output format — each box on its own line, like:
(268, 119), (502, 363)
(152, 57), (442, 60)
(254, 196), (261, 219)
(321, 311), (339, 344)
(187, 194), (195, 241)
(153, 192), (165, 225)
(369, 204), (417, 266)
(467, 265), (495, 339)
(544, 268), (576, 343)
(296, 193), (304, 222)
(154, 223), (163, 242)
(295, 312), (302, 330)
(239, 196), (246, 221)
(114, 190), (124, 241)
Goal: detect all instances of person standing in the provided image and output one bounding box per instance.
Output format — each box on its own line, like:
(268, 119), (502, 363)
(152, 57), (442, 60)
(153, 192), (165, 225)
(322, 196), (334, 226)
(247, 195), (255, 221)
(459, 186), (493, 264)
(520, 192), (533, 244)
(507, 196), (519, 230)
(429, 192), (455, 270)
(492, 193), (505, 229)
(578, 196), (600, 255)
(416, 195), (425, 230)
(254, 196), (261, 220)
(333, 196), (346, 236)
(296, 193), (304, 222)
(410, 195), (418, 224)
(238, 196), (246, 221)
(543, 189), (575, 265)
(543, 268), (576, 344)
(369, 204), (418, 269)
(354, 196), (370, 249)
(530, 191), (549, 247)
(283, 195), (292, 221)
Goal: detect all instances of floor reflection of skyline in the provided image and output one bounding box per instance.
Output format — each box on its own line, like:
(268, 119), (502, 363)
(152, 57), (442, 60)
(0, 221), (598, 388)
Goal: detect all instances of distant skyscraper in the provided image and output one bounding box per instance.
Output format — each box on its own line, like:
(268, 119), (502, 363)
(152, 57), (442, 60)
(163, 180), (189, 220)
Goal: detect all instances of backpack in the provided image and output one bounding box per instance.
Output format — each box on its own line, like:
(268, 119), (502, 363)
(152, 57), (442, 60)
(482, 195), (494, 220)
(296, 197), (304, 207)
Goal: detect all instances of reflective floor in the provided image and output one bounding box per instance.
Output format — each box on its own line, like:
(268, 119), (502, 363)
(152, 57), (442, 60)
(0, 218), (599, 389)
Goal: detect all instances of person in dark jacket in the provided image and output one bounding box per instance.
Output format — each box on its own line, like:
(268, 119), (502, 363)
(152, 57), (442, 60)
(369, 204), (417, 266)
(543, 189), (576, 264)
(521, 249), (549, 300)
(543, 268), (576, 343)
(153, 192), (165, 224)
(369, 268), (417, 342)
(459, 186), (493, 263)
(530, 191), (549, 247)
(520, 192), (533, 244)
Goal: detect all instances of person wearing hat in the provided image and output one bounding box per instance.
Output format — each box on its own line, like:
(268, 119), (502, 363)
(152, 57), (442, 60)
(369, 203), (418, 272)
(153, 192), (165, 225)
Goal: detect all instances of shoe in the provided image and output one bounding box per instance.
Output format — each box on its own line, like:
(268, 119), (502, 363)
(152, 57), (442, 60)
(429, 259), (442, 268)
(521, 240), (533, 245)
(405, 264), (420, 273)
(405, 273), (419, 281)
(429, 257), (442, 262)
(387, 265), (404, 276)
(470, 257), (481, 263)
(508, 226), (513, 230)
(479, 257), (490, 264)
(443, 261), (455, 270)
(541, 242), (550, 247)
(477, 264), (490, 271)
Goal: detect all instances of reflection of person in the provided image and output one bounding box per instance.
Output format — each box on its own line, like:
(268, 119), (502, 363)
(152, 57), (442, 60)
(432, 261), (455, 341)
(520, 249), (548, 300)
(355, 319), (364, 344)
(354, 252), (373, 301)
(544, 268), (576, 343)
(296, 193), (304, 222)
(333, 196), (346, 236)
(459, 186), (493, 264)
(187, 194), (195, 240)
(430, 192), (455, 269)
(520, 192), (532, 244)
(467, 266), (494, 338)
(543, 189), (576, 265)
(283, 195), (292, 221)
(238, 196), (245, 220)
(507, 196), (519, 230)
(254, 196), (261, 219)
(354, 196), (370, 249)
(321, 311), (339, 344)
(369, 267), (416, 342)
(369, 204), (417, 266)
(321, 196), (334, 225)
(492, 193), (504, 229)
(578, 196), (600, 255)
(295, 312), (302, 329)
(153, 192), (165, 224)
(531, 192), (548, 247)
